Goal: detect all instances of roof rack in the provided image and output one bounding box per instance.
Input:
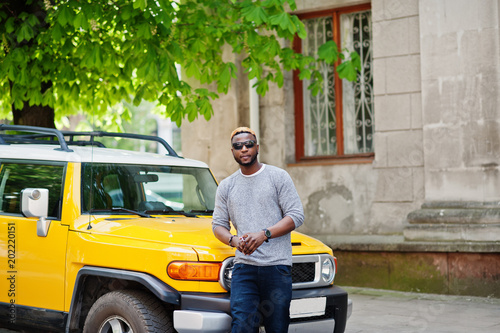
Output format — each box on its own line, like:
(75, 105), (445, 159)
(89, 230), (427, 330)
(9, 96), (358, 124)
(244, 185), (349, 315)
(0, 124), (179, 157)
(0, 125), (73, 152)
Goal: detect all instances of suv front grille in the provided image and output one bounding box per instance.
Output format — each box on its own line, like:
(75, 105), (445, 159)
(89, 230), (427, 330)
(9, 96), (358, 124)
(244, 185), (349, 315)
(291, 254), (336, 290)
(292, 262), (316, 283)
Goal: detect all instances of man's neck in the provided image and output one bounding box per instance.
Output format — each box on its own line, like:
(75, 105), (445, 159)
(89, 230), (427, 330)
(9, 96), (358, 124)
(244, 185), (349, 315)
(240, 161), (263, 176)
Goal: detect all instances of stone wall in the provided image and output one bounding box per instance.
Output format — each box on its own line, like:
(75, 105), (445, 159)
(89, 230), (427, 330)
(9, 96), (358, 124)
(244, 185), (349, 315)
(419, 0), (500, 202)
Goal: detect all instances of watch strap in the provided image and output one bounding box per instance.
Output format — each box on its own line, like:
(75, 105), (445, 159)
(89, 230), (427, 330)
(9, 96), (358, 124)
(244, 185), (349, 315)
(263, 229), (271, 242)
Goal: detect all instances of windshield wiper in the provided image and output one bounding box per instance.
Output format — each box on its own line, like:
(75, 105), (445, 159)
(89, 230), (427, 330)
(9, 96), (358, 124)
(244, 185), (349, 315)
(144, 209), (198, 218)
(91, 208), (152, 218)
(189, 209), (214, 215)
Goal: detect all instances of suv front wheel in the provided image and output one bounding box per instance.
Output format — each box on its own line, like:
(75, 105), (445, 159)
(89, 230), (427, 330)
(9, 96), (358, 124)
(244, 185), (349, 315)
(83, 290), (173, 333)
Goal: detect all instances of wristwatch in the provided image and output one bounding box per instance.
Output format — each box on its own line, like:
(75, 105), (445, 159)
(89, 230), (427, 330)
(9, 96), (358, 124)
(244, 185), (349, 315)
(263, 229), (272, 242)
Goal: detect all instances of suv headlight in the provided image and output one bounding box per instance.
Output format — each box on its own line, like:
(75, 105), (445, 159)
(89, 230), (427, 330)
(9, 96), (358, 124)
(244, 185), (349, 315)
(219, 257), (235, 291)
(321, 256), (336, 284)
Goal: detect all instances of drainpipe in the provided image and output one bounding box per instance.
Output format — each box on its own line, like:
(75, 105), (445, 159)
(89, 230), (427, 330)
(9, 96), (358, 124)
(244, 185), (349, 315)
(249, 77), (260, 140)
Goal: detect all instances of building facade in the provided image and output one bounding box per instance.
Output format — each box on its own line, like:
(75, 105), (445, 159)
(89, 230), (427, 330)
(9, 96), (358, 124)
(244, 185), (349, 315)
(181, 0), (500, 297)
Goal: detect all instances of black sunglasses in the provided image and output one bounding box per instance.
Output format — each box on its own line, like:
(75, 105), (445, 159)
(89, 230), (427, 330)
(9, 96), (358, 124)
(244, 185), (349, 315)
(232, 140), (256, 150)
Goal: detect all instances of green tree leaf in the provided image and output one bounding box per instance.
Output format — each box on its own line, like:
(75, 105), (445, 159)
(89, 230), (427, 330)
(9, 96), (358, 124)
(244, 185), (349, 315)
(242, 6), (268, 26)
(337, 62), (356, 81)
(57, 6), (74, 27)
(17, 22), (35, 43)
(5, 17), (15, 33)
(51, 23), (64, 41)
(269, 12), (295, 34)
(186, 102), (198, 122)
(133, 0), (147, 11)
(74, 11), (88, 30)
(285, 0), (298, 11)
(337, 51), (361, 81)
(318, 40), (339, 64)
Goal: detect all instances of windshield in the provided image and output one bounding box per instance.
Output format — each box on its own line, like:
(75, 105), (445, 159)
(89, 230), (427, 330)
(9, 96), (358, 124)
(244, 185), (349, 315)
(81, 163), (217, 215)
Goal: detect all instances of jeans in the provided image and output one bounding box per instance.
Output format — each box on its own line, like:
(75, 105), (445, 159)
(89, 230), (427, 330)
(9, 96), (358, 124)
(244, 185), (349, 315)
(230, 263), (292, 333)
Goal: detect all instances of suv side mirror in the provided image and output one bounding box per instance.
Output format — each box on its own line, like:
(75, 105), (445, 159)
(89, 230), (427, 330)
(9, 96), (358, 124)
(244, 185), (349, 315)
(21, 188), (50, 237)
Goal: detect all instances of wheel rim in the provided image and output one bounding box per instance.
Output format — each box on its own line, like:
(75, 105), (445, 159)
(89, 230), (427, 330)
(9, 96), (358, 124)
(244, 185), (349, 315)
(98, 315), (133, 333)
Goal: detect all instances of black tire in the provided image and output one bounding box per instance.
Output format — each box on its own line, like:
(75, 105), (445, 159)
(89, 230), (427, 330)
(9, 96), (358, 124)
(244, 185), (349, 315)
(83, 290), (174, 333)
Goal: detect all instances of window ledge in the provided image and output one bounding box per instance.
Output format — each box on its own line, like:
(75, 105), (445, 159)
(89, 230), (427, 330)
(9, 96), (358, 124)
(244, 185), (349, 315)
(288, 154), (374, 167)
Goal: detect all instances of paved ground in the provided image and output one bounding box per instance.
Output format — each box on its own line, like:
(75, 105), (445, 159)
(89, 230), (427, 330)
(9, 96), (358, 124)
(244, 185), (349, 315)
(1, 287), (499, 332)
(343, 287), (500, 333)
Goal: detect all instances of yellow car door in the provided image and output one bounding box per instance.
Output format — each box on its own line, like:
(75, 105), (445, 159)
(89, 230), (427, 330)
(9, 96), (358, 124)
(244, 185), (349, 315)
(0, 161), (68, 313)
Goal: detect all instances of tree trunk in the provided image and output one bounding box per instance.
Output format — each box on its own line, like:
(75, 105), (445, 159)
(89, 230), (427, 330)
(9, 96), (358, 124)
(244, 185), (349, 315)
(13, 104), (56, 128)
(7, 0), (55, 128)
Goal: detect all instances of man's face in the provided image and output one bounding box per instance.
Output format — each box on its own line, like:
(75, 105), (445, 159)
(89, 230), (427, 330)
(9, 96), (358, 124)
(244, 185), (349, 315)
(231, 133), (259, 167)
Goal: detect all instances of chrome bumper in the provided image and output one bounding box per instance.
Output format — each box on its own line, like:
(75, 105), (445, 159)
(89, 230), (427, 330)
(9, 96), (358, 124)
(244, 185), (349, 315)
(173, 310), (231, 333)
(175, 286), (351, 333)
(347, 298), (353, 319)
(174, 311), (339, 333)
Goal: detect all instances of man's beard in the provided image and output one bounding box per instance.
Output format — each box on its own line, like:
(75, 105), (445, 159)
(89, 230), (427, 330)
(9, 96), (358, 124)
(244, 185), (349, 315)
(235, 152), (258, 166)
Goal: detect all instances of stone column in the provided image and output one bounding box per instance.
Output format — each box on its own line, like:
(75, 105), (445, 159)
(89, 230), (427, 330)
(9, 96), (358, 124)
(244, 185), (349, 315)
(405, 0), (500, 242)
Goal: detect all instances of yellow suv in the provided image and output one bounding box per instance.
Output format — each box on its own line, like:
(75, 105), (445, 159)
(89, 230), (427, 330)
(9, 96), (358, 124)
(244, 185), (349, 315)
(0, 125), (351, 333)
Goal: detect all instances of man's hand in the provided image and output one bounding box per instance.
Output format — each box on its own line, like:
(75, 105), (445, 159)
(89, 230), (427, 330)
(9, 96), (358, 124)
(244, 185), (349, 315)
(238, 231), (267, 255)
(238, 216), (296, 255)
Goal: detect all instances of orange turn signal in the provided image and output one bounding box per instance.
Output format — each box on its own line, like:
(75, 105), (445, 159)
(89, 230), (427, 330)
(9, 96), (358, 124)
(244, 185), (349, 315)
(167, 262), (222, 281)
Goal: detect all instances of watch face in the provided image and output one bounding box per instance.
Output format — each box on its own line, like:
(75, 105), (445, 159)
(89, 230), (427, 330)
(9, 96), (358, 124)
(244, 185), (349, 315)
(265, 229), (271, 238)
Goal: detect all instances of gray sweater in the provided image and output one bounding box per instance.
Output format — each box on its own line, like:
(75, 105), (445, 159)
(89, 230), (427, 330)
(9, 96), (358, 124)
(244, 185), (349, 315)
(212, 164), (304, 266)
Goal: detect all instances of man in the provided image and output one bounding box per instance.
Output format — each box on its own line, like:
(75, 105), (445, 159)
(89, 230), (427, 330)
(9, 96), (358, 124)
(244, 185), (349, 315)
(212, 127), (304, 333)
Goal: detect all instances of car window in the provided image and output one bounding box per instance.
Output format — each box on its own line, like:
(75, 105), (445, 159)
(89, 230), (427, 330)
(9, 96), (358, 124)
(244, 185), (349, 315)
(81, 163), (217, 214)
(0, 161), (65, 219)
